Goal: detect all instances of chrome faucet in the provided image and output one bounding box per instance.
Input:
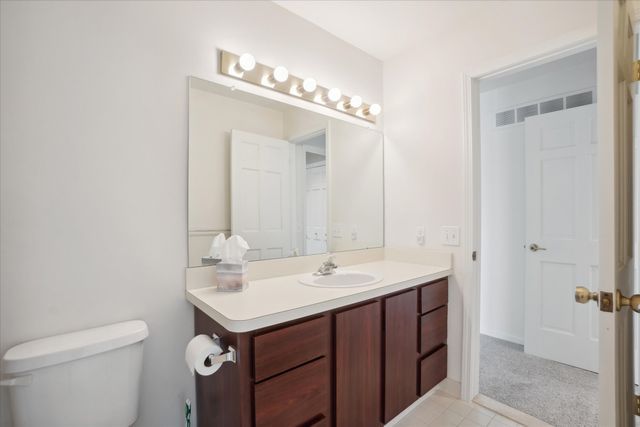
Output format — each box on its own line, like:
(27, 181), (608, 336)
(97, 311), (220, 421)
(315, 255), (338, 275)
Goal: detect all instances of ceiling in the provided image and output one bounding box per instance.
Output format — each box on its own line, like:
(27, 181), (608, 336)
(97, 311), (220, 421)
(479, 47), (596, 92)
(274, 1), (594, 61)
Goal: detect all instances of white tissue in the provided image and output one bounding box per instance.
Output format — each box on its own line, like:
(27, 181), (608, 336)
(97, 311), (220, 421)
(220, 235), (249, 263)
(185, 335), (223, 376)
(208, 233), (226, 258)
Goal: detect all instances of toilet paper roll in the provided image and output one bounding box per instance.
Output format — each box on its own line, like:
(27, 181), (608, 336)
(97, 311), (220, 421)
(185, 335), (223, 376)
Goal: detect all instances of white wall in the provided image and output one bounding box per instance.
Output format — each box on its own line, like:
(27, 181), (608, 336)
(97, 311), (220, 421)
(383, 3), (596, 383)
(479, 49), (597, 345)
(0, 2), (381, 426)
(330, 120), (384, 251)
(480, 125), (526, 344)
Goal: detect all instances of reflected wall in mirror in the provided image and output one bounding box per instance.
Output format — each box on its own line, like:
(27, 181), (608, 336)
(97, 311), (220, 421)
(188, 77), (383, 267)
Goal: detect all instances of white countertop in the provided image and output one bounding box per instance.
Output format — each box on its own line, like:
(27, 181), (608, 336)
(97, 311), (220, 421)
(187, 260), (452, 333)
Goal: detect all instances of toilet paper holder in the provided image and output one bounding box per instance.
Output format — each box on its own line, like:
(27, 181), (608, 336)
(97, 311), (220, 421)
(208, 334), (237, 366)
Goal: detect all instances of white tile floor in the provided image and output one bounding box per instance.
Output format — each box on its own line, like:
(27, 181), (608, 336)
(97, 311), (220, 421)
(395, 390), (524, 427)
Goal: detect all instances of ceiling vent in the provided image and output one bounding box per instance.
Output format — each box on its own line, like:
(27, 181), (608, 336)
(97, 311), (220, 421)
(539, 98), (564, 114)
(516, 104), (538, 123)
(496, 110), (515, 127)
(493, 89), (594, 128)
(566, 91), (593, 109)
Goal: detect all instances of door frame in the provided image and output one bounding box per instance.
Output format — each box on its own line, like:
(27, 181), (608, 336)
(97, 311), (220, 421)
(460, 35), (597, 401)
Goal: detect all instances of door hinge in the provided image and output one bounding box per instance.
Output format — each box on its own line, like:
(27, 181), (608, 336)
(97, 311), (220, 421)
(633, 60), (640, 82)
(635, 394), (640, 417)
(472, 251), (477, 261)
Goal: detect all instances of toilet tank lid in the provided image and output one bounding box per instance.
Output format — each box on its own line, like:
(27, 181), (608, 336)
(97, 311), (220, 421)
(1, 320), (149, 374)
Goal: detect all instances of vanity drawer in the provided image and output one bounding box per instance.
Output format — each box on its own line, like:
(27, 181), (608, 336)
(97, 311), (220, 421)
(254, 357), (330, 427)
(420, 306), (447, 355)
(419, 345), (447, 395)
(420, 279), (448, 314)
(253, 316), (329, 382)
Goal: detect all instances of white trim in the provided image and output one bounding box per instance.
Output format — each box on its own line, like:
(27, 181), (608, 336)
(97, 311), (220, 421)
(188, 228), (230, 236)
(289, 128), (327, 145)
(479, 329), (524, 346)
(460, 34), (597, 402)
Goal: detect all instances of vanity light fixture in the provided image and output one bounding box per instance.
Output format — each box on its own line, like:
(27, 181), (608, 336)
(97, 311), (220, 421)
(325, 87), (342, 103)
(272, 66), (289, 83)
(345, 95), (363, 109)
(365, 103), (382, 116)
(300, 77), (317, 93)
(237, 53), (256, 72)
(219, 49), (379, 123)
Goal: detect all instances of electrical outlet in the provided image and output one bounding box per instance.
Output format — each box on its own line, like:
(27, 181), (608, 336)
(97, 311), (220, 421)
(350, 225), (358, 241)
(441, 226), (460, 246)
(416, 226), (425, 246)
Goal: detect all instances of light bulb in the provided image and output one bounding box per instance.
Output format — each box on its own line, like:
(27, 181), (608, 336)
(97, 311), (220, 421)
(301, 77), (317, 93)
(327, 87), (342, 103)
(367, 103), (382, 116)
(272, 66), (289, 83)
(238, 53), (256, 72)
(346, 95), (362, 109)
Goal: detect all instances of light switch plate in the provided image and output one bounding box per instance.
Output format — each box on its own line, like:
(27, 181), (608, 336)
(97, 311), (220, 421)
(332, 224), (343, 238)
(441, 226), (460, 246)
(416, 226), (425, 246)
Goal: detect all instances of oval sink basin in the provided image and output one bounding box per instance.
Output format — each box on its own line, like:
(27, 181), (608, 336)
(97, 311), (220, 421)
(299, 270), (382, 288)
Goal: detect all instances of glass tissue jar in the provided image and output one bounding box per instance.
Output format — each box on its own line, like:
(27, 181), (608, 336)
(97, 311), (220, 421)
(216, 261), (248, 292)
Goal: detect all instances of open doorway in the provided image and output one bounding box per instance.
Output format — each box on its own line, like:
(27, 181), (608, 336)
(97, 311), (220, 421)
(478, 48), (598, 426)
(291, 130), (327, 256)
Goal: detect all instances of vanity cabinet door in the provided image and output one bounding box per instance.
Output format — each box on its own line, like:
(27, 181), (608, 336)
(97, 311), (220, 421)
(335, 301), (382, 427)
(384, 290), (419, 422)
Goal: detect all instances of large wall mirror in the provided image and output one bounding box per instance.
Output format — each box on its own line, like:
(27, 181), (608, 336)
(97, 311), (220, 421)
(188, 77), (383, 267)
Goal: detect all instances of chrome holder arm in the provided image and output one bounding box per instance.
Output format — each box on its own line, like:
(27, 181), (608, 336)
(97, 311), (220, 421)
(207, 334), (237, 365)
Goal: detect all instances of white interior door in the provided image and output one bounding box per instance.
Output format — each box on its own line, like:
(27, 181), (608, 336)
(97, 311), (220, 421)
(230, 129), (291, 261)
(524, 104), (599, 372)
(598, 2), (636, 424)
(304, 161), (327, 255)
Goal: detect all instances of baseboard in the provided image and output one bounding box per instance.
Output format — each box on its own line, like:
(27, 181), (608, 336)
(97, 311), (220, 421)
(437, 377), (461, 398)
(479, 328), (524, 345)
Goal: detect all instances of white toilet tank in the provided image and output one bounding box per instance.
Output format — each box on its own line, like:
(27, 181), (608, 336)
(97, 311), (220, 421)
(1, 320), (149, 427)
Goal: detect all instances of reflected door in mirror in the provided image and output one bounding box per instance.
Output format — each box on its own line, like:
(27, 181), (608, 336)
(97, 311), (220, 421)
(231, 130), (292, 261)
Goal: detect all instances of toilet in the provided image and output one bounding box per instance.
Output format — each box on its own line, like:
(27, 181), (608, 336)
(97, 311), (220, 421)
(1, 320), (149, 427)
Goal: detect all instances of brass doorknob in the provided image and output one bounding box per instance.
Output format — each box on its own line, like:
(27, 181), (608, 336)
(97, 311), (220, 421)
(616, 290), (640, 313)
(575, 286), (599, 305)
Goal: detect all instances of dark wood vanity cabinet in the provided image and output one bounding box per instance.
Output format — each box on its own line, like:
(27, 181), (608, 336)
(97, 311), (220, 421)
(384, 290), (418, 422)
(418, 278), (449, 397)
(194, 277), (449, 427)
(335, 301), (382, 427)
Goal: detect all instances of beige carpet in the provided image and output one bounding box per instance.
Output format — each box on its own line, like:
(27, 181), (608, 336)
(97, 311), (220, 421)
(479, 334), (598, 427)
